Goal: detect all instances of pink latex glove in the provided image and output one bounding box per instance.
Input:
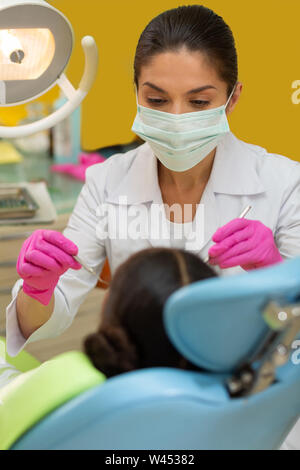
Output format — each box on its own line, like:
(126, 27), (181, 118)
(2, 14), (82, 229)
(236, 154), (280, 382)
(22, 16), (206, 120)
(17, 230), (82, 306)
(208, 219), (283, 271)
(51, 153), (106, 182)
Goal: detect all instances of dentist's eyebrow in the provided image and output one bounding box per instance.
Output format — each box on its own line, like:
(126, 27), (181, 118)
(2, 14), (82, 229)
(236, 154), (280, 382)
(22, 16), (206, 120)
(142, 82), (217, 94)
(187, 85), (217, 94)
(143, 82), (167, 93)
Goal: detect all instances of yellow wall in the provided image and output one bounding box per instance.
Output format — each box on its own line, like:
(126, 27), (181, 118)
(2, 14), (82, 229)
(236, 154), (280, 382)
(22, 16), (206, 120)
(1, 0), (300, 160)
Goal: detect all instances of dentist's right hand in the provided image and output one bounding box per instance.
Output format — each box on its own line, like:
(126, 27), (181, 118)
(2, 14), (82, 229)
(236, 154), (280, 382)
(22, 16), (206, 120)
(17, 230), (82, 306)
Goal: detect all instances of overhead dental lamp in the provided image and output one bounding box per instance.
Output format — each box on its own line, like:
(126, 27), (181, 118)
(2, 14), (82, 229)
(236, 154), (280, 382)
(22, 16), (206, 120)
(0, 0), (98, 138)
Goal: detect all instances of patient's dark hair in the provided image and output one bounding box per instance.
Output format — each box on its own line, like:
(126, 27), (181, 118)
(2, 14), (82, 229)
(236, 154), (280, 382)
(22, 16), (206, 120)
(84, 248), (217, 378)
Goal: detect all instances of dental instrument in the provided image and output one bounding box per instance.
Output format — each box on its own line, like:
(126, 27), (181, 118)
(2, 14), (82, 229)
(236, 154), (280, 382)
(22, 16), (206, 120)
(204, 205), (252, 264)
(73, 255), (98, 276)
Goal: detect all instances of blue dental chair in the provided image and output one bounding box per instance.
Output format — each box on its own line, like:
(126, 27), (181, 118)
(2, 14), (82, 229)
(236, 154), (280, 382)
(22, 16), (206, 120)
(2, 257), (300, 450)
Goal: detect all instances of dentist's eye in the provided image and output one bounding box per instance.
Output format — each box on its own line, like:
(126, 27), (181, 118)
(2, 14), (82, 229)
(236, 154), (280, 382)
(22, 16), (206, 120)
(190, 100), (210, 107)
(147, 98), (168, 105)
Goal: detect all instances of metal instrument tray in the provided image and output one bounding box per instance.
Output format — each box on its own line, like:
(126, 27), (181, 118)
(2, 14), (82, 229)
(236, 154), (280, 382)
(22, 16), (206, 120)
(0, 187), (39, 219)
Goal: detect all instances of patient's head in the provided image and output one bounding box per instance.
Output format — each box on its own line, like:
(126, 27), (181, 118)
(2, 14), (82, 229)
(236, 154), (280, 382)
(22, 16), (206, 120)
(84, 248), (217, 377)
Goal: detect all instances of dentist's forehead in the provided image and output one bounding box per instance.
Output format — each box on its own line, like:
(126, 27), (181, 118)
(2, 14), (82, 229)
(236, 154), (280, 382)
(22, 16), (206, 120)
(138, 49), (225, 94)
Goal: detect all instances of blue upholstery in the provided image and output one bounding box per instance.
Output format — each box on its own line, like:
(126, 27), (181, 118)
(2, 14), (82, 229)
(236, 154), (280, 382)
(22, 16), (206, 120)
(164, 257), (300, 372)
(12, 258), (300, 450)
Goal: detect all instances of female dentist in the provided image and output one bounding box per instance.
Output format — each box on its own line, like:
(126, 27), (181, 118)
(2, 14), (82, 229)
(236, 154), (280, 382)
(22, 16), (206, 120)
(6, 5), (300, 359)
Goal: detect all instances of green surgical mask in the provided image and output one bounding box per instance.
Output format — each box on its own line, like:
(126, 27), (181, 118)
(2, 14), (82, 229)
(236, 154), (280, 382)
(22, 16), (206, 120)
(132, 84), (237, 172)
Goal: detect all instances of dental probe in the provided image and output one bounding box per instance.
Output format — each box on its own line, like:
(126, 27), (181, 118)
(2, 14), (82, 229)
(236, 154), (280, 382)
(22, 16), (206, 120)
(73, 255), (110, 287)
(204, 205), (252, 264)
(73, 255), (98, 276)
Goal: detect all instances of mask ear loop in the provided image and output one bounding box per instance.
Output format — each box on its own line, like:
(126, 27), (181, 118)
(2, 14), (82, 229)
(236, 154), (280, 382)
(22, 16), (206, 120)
(225, 82), (238, 110)
(135, 86), (140, 108)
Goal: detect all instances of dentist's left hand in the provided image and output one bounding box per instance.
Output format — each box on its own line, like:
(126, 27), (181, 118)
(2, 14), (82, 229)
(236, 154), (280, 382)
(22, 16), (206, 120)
(17, 230), (82, 306)
(207, 219), (283, 271)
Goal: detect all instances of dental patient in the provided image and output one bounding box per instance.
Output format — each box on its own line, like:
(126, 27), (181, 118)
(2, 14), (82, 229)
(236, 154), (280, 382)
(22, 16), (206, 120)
(0, 248), (216, 388)
(84, 248), (217, 377)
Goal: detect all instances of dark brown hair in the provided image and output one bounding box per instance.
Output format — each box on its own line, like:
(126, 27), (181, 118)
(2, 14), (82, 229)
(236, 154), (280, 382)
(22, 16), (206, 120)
(134, 5), (238, 96)
(84, 248), (217, 378)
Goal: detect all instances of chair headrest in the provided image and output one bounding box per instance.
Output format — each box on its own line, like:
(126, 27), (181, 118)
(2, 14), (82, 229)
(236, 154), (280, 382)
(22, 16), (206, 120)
(164, 257), (300, 373)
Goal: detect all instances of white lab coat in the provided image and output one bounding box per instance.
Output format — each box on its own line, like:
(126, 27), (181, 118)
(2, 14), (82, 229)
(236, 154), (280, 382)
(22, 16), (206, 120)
(5, 131), (300, 448)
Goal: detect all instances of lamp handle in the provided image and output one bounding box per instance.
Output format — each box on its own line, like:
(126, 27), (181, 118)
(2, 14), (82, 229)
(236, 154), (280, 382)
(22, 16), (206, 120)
(0, 36), (99, 139)
(79, 36), (99, 93)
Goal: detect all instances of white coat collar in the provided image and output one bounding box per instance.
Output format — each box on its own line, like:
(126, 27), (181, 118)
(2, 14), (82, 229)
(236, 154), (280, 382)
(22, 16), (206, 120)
(105, 142), (162, 205)
(106, 132), (266, 205)
(210, 132), (266, 195)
